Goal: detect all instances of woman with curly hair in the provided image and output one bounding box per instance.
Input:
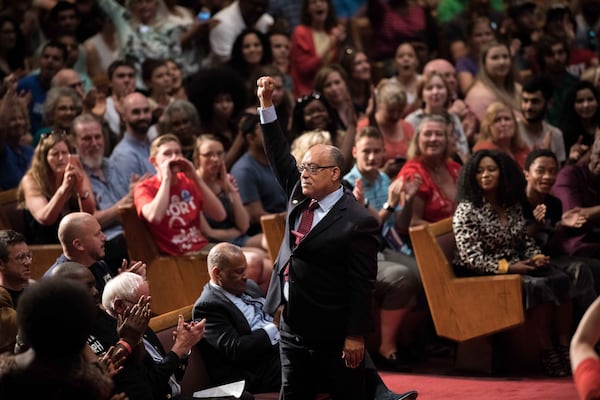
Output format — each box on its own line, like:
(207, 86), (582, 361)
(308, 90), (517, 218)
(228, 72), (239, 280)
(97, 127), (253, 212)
(32, 86), (82, 147)
(473, 102), (530, 168)
(17, 132), (95, 244)
(187, 67), (247, 169)
(453, 149), (575, 377)
(158, 99), (201, 160)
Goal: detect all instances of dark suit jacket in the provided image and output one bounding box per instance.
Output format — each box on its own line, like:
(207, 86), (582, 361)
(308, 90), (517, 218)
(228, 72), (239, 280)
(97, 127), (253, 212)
(193, 280), (280, 392)
(261, 120), (379, 346)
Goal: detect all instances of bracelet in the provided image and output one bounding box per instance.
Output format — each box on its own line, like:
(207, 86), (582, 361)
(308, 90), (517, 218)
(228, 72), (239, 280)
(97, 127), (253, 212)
(78, 190), (90, 200)
(117, 339), (132, 354)
(497, 259), (509, 274)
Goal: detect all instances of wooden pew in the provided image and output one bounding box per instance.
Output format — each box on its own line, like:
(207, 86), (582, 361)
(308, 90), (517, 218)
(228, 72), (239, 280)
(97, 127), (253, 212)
(119, 205), (210, 315)
(260, 212), (286, 262)
(409, 217), (525, 342)
(0, 189), (62, 280)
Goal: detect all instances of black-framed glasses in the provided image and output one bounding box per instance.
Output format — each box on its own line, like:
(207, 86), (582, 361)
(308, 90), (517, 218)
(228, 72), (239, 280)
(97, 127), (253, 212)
(297, 164), (337, 175)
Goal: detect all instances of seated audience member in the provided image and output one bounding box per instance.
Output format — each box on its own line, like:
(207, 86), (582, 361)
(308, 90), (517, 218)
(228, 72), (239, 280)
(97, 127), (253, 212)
(158, 100), (202, 161)
(193, 242), (418, 400)
(571, 296), (600, 400)
(388, 43), (421, 117)
(165, 59), (187, 100)
(464, 41), (521, 123)
(344, 127), (422, 369)
(453, 150), (576, 377)
(230, 114), (287, 233)
(0, 278), (113, 399)
(289, 0), (345, 96)
(44, 212), (117, 294)
(398, 114), (460, 227)
(194, 134), (272, 291)
(109, 92), (156, 195)
(0, 228), (31, 353)
(517, 77), (567, 164)
(33, 85), (82, 146)
(405, 71), (470, 163)
(338, 47), (373, 119)
(558, 81), (600, 159)
(54, 32), (93, 92)
(536, 34), (579, 127)
(313, 65), (355, 133)
(522, 149), (597, 316)
(422, 58), (478, 146)
(17, 131), (95, 244)
(228, 28), (272, 96)
(0, 16), (26, 82)
(553, 137), (600, 258)
(0, 98), (33, 190)
(453, 15), (495, 96)
(17, 40), (67, 134)
(268, 30), (292, 91)
(141, 58), (173, 122)
(104, 59), (136, 138)
(207, 0), (272, 66)
(357, 80), (414, 178)
(134, 134), (226, 255)
(51, 68), (86, 101)
(72, 114), (134, 267)
(101, 272), (205, 400)
(187, 67), (247, 169)
(256, 65), (294, 136)
(473, 102), (530, 169)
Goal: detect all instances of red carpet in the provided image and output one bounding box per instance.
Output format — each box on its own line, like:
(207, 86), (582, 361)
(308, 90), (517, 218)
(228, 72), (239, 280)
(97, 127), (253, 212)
(380, 372), (578, 399)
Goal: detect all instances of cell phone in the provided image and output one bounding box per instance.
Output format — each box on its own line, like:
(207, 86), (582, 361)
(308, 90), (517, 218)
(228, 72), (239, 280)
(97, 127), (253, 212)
(197, 10), (211, 21)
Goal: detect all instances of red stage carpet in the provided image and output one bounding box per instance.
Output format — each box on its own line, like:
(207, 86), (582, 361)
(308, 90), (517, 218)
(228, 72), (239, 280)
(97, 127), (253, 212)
(380, 372), (578, 399)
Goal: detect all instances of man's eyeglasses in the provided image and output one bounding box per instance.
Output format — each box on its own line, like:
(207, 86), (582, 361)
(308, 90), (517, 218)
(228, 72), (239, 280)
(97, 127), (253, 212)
(10, 252), (32, 263)
(297, 164), (336, 175)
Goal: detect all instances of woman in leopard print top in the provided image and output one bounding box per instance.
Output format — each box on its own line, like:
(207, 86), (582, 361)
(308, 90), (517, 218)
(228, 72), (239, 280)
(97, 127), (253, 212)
(453, 149), (576, 377)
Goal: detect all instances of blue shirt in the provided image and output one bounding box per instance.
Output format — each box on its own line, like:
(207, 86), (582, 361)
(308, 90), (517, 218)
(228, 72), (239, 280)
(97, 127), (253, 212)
(0, 144), (33, 190)
(17, 74), (47, 135)
(85, 158), (129, 240)
(109, 133), (156, 195)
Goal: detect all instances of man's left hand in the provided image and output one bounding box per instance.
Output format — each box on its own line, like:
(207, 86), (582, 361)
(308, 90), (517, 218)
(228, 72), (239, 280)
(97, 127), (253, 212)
(342, 336), (364, 369)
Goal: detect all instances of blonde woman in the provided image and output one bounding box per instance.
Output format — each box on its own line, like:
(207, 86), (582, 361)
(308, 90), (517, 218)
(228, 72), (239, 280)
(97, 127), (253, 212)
(464, 41), (521, 122)
(473, 102), (530, 168)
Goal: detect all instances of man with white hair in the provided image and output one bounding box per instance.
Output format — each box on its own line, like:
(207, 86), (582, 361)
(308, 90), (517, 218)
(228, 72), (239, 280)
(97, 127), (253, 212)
(102, 272), (205, 400)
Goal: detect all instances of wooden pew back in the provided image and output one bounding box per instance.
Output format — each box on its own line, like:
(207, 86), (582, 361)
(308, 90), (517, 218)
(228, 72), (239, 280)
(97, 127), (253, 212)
(409, 218), (525, 342)
(119, 205), (210, 315)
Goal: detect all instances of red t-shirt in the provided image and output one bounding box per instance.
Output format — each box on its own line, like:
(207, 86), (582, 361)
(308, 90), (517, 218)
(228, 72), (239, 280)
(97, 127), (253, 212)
(134, 172), (207, 255)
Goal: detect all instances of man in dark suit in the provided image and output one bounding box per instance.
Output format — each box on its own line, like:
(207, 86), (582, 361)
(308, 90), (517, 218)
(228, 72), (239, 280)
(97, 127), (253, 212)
(194, 242), (418, 400)
(257, 76), (379, 399)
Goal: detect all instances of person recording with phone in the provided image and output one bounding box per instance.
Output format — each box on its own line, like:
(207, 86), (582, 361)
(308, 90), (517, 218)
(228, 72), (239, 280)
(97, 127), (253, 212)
(18, 131), (95, 244)
(134, 134), (226, 255)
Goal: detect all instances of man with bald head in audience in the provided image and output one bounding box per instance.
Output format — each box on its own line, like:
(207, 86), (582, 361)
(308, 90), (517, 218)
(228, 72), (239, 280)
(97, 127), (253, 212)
(52, 68), (85, 100)
(110, 92), (156, 195)
(44, 212), (113, 293)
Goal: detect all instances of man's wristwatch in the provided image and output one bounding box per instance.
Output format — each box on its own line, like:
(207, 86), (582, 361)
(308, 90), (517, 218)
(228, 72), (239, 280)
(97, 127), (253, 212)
(382, 202), (395, 212)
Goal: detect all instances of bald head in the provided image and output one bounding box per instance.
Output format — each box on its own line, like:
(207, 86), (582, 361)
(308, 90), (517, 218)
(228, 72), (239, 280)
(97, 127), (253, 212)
(207, 243), (248, 295)
(423, 58), (458, 95)
(51, 68), (85, 99)
(122, 92), (152, 136)
(207, 242), (245, 278)
(58, 212), (106, 265)
(51, 261), (99, 303)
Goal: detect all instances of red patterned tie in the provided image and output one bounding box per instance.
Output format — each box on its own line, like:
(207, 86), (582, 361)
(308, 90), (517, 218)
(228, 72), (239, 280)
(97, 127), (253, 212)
(292, 199), (319, 246)
(285, 199), (319, 282)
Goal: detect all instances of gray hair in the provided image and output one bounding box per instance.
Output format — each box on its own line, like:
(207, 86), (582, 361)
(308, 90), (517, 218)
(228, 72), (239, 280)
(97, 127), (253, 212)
(159, 99), (201, 135)
(43, 86), (82, 126)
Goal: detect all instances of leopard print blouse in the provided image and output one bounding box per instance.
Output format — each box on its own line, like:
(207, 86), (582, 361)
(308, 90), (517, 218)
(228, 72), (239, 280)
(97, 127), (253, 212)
(453, 200), (541, 274)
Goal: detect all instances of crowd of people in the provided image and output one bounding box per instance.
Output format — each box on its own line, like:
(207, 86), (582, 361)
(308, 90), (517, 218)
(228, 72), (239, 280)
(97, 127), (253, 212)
(2, 0), (600, 398)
